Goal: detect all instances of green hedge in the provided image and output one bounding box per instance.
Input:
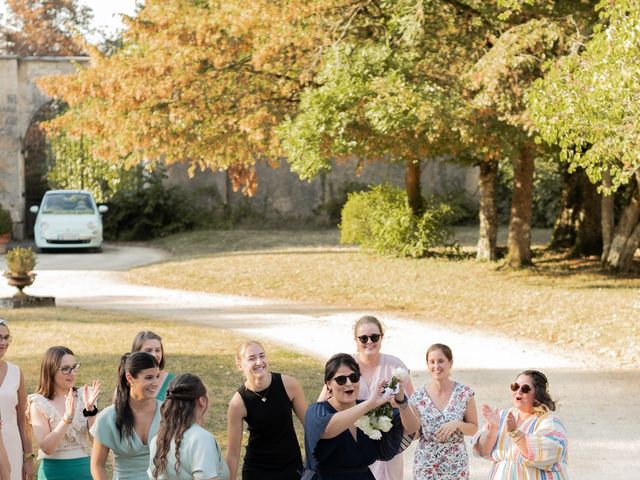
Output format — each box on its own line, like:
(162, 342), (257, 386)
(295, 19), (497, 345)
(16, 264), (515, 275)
(339, 184), (457, 257)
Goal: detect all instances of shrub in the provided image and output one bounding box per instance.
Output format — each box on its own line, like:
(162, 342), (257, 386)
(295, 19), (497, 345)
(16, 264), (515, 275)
(339, 184), (457, 257)
(316, 180), (369, 225)
(5, 247), (37, 274)
(103, 167), (203, 241)
(0, 206), (12, 235)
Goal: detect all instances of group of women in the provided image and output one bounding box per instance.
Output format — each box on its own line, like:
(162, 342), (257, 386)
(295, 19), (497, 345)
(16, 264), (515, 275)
(0, 316), (569, 480)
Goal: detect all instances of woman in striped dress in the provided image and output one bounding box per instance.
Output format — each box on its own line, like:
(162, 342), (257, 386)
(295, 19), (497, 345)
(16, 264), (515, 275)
(472, 370), (569, 479)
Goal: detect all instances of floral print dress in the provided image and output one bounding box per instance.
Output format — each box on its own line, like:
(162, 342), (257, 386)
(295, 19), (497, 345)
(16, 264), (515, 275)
(410, 382), (474, 479)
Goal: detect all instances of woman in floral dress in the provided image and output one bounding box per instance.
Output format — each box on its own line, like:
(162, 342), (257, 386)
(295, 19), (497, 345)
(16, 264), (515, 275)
(410, 344), (478, 479)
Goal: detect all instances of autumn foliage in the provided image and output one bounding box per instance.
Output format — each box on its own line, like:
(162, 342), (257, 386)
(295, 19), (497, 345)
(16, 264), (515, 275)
(1, 0), (91, 56)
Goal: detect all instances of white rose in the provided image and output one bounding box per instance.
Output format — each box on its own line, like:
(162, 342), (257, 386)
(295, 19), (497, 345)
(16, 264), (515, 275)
(377, 415), (393, 432)
(391, 367), (409, 381)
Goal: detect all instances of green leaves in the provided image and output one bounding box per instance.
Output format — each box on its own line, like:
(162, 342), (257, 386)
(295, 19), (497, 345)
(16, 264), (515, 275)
(528, 1), (640, 190)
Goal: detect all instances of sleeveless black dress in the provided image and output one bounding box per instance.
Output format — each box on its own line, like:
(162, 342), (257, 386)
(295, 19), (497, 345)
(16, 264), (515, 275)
(238, 372), (303, 480)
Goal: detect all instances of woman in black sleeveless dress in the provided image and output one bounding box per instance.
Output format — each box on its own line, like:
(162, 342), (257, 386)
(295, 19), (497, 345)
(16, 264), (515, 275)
(226, 341), (307, 480)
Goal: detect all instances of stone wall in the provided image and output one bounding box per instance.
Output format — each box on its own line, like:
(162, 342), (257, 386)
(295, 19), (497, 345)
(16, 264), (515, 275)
(167, 158), (479, 222)
(0, 56), (88, 238)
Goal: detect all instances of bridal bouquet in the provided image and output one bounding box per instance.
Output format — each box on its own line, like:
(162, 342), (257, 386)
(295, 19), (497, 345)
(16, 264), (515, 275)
(355, 367), (409, 440)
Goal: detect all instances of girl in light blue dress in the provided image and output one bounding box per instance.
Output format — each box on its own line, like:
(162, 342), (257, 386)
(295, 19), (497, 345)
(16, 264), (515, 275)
(148, 373), (229, 480)
(91, 352), (161, 480)
(131, 331), (175, 402)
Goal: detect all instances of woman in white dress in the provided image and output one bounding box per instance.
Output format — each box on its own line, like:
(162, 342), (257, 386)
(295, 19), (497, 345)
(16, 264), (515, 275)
(0, 319), (34, 480)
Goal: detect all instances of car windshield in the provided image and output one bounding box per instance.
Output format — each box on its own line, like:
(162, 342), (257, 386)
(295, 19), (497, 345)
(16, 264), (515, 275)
(42, 193), (94, 214)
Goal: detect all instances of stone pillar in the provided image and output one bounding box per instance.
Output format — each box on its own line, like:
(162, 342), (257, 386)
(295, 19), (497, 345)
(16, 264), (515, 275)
(0, 56), (22, 237)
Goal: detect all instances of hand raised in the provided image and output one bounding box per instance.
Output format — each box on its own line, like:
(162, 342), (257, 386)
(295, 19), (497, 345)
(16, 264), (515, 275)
(83, 379), (101, 411)
(480, 404), (500, 429)
(506, 411), (517, 432)
(65, 387), (76, 417)
(367, 380), (393, 409)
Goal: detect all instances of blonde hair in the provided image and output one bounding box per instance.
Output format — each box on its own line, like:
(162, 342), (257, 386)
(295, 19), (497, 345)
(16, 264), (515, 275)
(235, 340), (265, 364)
(353, 315), (384, 336)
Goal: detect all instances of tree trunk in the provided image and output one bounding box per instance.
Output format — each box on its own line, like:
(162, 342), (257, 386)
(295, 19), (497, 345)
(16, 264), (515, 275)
(550, 167), (601, 256)
(507, 144), (534, 267)
(604, 172), (640, 273)
(405, 159), (422, 216)
(549, 168), (576, 249)
(601, 170), (614, 262)
(476, 160), (498, 260)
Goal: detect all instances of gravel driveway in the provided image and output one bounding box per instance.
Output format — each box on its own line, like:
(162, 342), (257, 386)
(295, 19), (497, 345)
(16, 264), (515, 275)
(1, 244), (638, 479)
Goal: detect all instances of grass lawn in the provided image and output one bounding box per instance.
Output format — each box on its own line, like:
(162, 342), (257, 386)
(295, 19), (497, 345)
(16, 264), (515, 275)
(130, 228), (640, 368)
(0, 307), (323, 467)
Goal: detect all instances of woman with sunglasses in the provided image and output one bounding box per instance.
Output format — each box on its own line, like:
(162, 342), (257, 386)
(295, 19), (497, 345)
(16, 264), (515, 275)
(472, 370), (568, 479)
(27, 346), (100, 480)
(131, 331), (175, 401)
(149, 373), (229, 479)
(226, 340), (306, 480)
(0, 319), (34, 480)
(303, 353), (419, 480)
(318, 316), (414, 480)
(410, 344), (477, 479)
(91, 352), (161, 480)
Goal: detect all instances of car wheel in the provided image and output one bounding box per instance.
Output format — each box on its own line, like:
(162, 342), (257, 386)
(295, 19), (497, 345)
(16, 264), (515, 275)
(93, 246), (103, 253)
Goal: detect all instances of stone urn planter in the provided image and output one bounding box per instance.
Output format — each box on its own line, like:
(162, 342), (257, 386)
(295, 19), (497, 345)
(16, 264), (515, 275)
(1, 246), (53, 308)
(3, 272), (36, 298)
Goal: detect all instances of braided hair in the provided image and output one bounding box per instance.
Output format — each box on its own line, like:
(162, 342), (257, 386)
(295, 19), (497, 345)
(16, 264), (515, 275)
(152, 374), (207, 478)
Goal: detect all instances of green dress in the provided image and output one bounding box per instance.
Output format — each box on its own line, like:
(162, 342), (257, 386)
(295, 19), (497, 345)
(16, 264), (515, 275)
(90, 401), (162, 480)
(156, 373), (176, 401)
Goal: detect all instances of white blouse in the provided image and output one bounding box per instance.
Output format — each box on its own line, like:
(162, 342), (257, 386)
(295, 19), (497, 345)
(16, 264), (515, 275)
(27, 390), (93, 460)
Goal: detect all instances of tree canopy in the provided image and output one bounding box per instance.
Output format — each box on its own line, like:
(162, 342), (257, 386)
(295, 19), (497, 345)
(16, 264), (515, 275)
(0, 0), (91, 55)
(528, 0), (640, 192)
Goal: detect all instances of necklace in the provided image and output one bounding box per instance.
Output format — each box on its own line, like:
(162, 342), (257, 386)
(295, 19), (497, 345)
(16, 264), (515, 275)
(252, 386), (270, 403)
(248, 373), (272, 403)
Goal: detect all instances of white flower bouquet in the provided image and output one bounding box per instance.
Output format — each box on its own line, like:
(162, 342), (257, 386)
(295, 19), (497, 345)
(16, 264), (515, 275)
(355, 367), (409, 440)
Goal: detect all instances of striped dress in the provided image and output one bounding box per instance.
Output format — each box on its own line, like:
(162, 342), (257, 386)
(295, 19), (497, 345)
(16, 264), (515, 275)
(472, 408), (568, 480)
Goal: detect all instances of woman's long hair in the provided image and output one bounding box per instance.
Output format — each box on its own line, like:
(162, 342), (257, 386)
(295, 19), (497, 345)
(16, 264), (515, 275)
(114, 351), (158, 441)
(519, 369), (557, 413)
(152, 374), (207, 478)
(38, 346), (75, 400)
(131, 331), (166, 370)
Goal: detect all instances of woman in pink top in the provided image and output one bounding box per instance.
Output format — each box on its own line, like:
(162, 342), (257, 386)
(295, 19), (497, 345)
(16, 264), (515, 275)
(354, 316), (414, 480)
(319, 315), (414, 480)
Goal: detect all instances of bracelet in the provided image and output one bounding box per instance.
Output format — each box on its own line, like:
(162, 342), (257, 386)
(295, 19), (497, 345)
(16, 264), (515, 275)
(82, 406), (99, 417)
(23, 452), (36, 461)
(395, 395), (408, 405)
(508, 429), (523, 440)
(62, 414), (73, 425)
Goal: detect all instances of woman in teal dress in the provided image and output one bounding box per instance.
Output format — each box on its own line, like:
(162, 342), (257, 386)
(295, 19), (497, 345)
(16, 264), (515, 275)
(91, 352), (161, 480)
(131, 331), (175, 401)
(27, 346), (100, 480)
(149, 373), (229, 480)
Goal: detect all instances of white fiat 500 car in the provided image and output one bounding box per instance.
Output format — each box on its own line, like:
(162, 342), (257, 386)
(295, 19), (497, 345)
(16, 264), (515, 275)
(30, 190), (108, 252)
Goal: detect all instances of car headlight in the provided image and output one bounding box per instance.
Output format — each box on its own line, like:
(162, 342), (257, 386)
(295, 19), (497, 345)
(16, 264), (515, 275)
(87, 221), (97, 230)
(40, 222), (49, 232)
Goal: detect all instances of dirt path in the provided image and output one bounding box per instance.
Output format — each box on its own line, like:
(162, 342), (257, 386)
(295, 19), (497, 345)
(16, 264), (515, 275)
(2, 245), (638, 479)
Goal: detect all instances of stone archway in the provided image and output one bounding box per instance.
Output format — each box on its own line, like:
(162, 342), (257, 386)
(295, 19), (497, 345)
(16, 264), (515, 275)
(0, 55), (89, 239)
(22, 101), (67, 237)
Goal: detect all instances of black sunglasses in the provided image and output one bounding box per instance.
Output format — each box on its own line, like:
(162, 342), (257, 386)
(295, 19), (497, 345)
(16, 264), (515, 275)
(357, 334), (382, 344)
(332, 372), (361, 385)
(510, 382), (532, 394)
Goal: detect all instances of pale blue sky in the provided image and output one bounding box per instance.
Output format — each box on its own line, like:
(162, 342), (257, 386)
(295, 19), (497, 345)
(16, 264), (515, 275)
(0, 0), (139, 39)
(78, 0), (139, 37)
